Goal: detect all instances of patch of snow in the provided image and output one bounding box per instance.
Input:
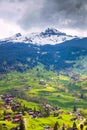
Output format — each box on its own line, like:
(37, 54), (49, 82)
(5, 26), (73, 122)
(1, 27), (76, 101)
(0, 28), (77, 45)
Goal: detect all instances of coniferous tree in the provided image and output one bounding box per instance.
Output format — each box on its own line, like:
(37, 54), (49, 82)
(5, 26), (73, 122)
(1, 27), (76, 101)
(73, 122), (77, 130)
(62, 125), (65, 130)
(62, 123), (66, 130)
(73, 105), (77, 112)
(22, 108), (25, 115)
(19, 118), (25, 130)
(34, 107), (36, 113)
(80, 93), (84, 99)
(54, 121), (59, 130)
(45, 107), (50, 117)
(80, 124), (84, 130)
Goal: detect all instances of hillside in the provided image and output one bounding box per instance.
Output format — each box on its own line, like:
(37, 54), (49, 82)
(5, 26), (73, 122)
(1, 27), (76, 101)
(0, 30), (87, 130)
(0, 28), (75, 45)
(0, 66), (87, 130)
(0, 37), (87, 73)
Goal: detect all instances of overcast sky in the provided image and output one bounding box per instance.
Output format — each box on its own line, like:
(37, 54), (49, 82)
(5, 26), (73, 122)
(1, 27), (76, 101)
(0, 0), (87, 38)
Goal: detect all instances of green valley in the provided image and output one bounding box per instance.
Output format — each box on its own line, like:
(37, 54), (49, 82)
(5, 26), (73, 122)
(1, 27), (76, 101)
(0, 65), (87, 130)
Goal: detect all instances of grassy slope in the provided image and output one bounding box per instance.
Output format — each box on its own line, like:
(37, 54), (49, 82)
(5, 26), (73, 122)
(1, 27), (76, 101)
(0, 66), (87, 129)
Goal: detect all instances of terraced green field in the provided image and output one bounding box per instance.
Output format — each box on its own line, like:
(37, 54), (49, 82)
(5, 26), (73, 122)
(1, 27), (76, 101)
(0, 66), (87, 129)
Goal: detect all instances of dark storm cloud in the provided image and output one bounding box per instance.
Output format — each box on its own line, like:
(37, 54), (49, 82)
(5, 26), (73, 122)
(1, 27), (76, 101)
(19, 0), (87, 31)
(41, 0), (87, 29)
(0, 0), (87, 35)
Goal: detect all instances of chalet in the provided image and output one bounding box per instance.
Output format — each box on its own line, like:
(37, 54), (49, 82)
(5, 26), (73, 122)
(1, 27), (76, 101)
(67, 111), (73, 115)
(5, 105), (11, 110)
(70, 117), (77, 121)
(58, 116), (62, 119)
(52, 106), (58, 111)
(77, 116), (84, 120)
(4, 115), (11, 121)
(32, 114), (38, 118)
(54, 112), (59, 117)
(67, 127), (73, 130)
(58, 110), (63, 114)
(2, 123), (7, 129)
(12, 103), (21, 111)
(25, 85), (31, 90)
(17, 112), (22, 116)
(74, 99), (81, 102)
(2, 94), (14, 105)
(44, 126), (50, 130)
(28, 108), (32, 112)
(39, 80), (46, 85)
(13, 114), (21, 123)
(46, 104), (51, 108)
(29, 111), (34, 116)
(13, 114), (21, 119)
(13, 118), (21, 123)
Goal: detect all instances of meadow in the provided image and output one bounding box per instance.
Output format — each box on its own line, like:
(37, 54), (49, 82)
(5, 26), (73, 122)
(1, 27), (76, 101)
(0, 66), (87, 130)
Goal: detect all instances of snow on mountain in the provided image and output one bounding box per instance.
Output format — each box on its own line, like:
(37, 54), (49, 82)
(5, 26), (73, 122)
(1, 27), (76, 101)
(0, 28), (76, 45)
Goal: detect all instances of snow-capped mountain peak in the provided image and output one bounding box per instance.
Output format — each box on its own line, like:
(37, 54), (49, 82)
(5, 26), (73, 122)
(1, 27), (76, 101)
(15, 33), (22, 37)
(40, 28), (66, 36)
(0, 28), (76, 45)
(9, 33), (22, 40)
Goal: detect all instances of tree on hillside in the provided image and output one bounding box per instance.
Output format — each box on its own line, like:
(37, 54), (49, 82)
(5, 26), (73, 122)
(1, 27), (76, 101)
(73, 105), (77, 112)
(72, 122), (77, 130)
(39, 104), (50, 117)
(19, 118), (25, 130)
(34, 107), (36, 113)
(45, 107), (50, 117)
(80, 124), (84, 130)
(53, 121), (59, 130)
(61, 123), (66, 130)
(80, 93), (84, 99)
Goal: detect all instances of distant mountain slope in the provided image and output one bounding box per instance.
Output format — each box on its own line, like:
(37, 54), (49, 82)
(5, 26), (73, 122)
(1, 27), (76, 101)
(0, 28), (76, 45)
(0, 37), (87, 73)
